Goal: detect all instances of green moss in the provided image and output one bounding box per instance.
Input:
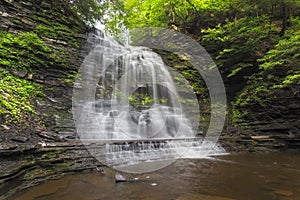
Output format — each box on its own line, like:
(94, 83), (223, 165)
(0, 31), (51, 70)
(231, 107), (249, 127)
(282, 74), (300, 85)
(0, 68), (44, 122)
(0, 30), (78, 72)
(228, 63), (253, 78)
(231, 82), (273, 126)
(54, 162), (73, 172)
(129, 93), (155, 107)
(63, 72), (78, 84)
(35, 24), (80, 48)
(41, 152), (58, 160)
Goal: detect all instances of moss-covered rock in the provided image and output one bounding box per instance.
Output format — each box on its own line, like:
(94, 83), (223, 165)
(0, 68), (43, 123)
(0, 0), (89, 140)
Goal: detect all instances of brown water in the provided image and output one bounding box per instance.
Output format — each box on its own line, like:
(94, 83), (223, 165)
(13, 153), (300, 200)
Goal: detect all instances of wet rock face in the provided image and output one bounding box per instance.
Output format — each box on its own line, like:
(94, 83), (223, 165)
(1, 0), (68, 32)
(0, 0), (89, 142)
(230, 84), (300, 151)
(0, 9), (104, 197)
(0, 142), (104, 199)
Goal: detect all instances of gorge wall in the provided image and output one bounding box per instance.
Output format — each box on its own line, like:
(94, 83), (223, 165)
(0, 0), (103, 198)
(0, 0), (87, 141)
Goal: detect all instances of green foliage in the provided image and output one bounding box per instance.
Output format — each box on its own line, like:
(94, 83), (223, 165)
(104, 0), (300, 131)
(63, 73), (78, 84)
(237, 85), (271, 107)
(0, 68), (43, 122)
(202, 16), (280, 78)
(106, 0), (300, 35)
(231, 108), (248, 126)
(129, 93), (154, 107)
(35, 24), (80, 48)
(0, 31), (76, 71)
(282, 73), (300, 85)
(69, 0), (105, 25)
(0, 31), (51, 70)
(231, 17), (300, 125)
(257, 18), (300, 89)
(231, 83), (272, 126)
(259, 20), (300, 72)
(129, 92), (169, 108)
(123, 0), (170, 28)
(101, 1), (128, 41)
(122, 0), (237, 29)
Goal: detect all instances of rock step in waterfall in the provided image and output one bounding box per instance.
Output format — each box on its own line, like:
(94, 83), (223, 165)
(104, 139), (226, 167)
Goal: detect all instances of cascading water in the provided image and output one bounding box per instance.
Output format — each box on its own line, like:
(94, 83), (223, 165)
(73, 30), (225, 173)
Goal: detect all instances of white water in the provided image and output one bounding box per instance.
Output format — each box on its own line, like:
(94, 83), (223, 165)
(73, 30), (225, 171)
(104, 139), (226, 167)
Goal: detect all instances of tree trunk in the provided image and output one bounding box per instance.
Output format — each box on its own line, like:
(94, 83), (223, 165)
(268, 5), (274, 37)
(280, 1), (288, 36)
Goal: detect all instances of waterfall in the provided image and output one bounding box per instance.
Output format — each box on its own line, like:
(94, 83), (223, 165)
(73, 30), (225, 172)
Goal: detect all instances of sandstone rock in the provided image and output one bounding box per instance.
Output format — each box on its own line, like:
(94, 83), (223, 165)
(40, 2), (51, 9)
(115, 173), (127, 183)
(251, 135), (270, 140)
(176, 193), (236, 200)
(13, 70), (28, 78)
(260, 124), (290, 132)
(0, 143), (18, 151)
(37, 131), (58, 140)
(11, 136), (29, 143)
(0, 11), (10, 17)
(273, 189), (294, 197)
(1, 125), (10, 130)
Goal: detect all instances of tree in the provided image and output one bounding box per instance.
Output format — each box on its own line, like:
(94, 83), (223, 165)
(122, 0), (232, 31)
(109, 0), (300, 37)
(67, 0), (106, 25)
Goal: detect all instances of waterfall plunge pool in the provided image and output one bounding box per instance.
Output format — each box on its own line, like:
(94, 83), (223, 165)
(13, 152), (300, 200)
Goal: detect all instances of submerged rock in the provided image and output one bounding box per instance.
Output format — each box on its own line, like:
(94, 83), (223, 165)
(176, 193), (236, 200)
(273, 189), (294, 197)
(115, 173), (127, 183)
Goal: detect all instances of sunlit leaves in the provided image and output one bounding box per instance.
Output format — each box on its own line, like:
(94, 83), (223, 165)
(259, 28), (300, 71)
(69, 0), (106, 25)
(122, 0), (234, 29)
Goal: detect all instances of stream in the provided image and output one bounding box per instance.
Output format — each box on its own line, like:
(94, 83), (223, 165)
(13, 152), (300, 200)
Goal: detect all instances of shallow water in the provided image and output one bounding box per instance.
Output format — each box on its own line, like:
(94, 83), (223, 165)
(13, 153), (300, 200)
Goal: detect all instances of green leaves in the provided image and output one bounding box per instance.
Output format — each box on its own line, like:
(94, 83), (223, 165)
(258, 22), (300, 88)
(202, 16), (277, 80)
(259, 18), (300, 73)
(231, 17), (300, 126)
(121, 0), (229, 29)
(123, 0), (169, 28)
(69, 0), (105, 25)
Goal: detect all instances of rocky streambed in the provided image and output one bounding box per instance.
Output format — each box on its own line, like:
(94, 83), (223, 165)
(1, 132), (299, 199)
(0, 140), (104, 199)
